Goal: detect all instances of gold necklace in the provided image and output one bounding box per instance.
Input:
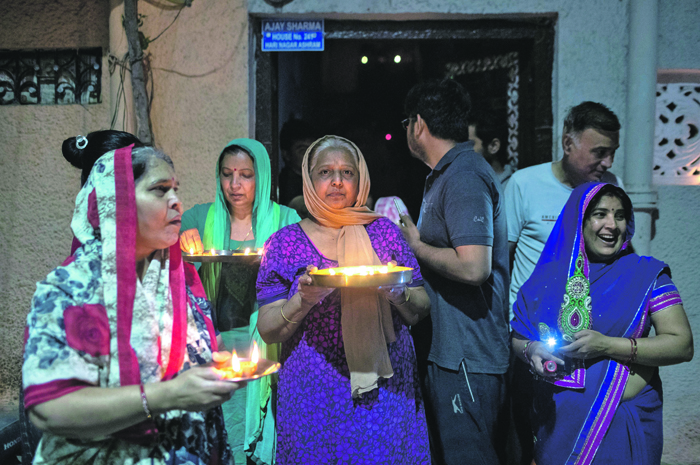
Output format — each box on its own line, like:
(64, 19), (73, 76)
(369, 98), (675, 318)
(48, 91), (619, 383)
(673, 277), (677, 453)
(241, 226), (253, 242)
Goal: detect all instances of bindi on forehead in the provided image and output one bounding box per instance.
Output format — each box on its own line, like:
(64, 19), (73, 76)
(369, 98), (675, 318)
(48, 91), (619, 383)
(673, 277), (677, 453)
(593, 206), (622, 213)
(591, 198), (625, 216)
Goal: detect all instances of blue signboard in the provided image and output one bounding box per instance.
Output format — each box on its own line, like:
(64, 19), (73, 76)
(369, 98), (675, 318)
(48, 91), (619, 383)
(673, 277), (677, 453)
(262, 19), (324, 52)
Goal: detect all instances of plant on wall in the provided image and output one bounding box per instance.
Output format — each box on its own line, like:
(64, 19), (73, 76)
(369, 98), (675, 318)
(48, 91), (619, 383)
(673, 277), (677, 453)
(121, 0), (192, 145)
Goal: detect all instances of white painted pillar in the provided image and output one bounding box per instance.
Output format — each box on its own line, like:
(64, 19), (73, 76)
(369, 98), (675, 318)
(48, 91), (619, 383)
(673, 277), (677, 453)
(624, 0), (658, 256)
(108, 0), (134, 134)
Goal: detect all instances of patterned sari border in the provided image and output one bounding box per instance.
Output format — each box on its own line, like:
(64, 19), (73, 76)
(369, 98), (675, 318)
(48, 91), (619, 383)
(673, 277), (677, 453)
(651, 294), (682, 311)
(568, 276), (655, 464)
(163, 242), (187, 381)
(556, 186), (600, 391)
(114, 145), (141, 386)
(629, 278), (656, 339)
(555, 366), (586, 388)
(634, 300), (650, 339)
(24, 379), (92, 410)
(574, 362), (628, 464)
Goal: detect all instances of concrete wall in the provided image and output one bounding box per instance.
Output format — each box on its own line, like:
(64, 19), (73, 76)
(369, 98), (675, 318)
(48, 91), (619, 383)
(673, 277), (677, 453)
(654, 1), (700, 463)
(133, 0), (249, 209)
(653, 186), (700, 463)
(0, 0), (112, 412)
(0, 0), (249, 413)
(658, 0), (700, 70)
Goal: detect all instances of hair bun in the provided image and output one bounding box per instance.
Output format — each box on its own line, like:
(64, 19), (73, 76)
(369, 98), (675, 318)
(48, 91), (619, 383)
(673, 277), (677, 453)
(62, 136), (85, 169)
(62, 130), (144, 186)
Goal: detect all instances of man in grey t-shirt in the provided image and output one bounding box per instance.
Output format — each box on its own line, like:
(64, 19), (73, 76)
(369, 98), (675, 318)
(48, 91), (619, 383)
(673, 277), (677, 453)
(507, 101), (623, 312)
(399, 79), (510, 465)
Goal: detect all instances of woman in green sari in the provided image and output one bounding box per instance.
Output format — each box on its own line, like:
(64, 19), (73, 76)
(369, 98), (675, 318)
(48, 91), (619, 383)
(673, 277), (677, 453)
(180, 138), (300, 464)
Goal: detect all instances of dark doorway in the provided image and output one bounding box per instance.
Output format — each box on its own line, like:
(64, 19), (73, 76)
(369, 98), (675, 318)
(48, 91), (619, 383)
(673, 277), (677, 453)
(253, 18), (555, 219)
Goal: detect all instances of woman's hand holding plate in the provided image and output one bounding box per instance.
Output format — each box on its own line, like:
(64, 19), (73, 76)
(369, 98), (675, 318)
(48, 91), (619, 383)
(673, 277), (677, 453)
(180, 228), (203, 254)
(298, 265), (334, 308)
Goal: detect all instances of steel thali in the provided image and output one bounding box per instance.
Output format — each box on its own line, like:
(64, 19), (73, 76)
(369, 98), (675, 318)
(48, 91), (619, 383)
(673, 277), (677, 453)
(182, 249), (262, 264)
(309, 265), (413, 288)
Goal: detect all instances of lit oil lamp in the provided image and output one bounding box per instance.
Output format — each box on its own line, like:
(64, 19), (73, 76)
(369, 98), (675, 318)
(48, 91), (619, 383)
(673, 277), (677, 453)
(212, 341), (260, 379)
(310, 262), (412, 288)
(234, 342), (259, 378)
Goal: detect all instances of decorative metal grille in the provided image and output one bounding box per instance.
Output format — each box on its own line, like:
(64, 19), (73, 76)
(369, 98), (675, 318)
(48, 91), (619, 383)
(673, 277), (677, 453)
(0, 48), (101, 105)
(654, 82), (700, 185)
(445, 52), (520, 169)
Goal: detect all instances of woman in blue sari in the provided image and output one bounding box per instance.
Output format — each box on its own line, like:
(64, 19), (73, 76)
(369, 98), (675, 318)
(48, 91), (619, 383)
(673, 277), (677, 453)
(511, 182), (693, 465)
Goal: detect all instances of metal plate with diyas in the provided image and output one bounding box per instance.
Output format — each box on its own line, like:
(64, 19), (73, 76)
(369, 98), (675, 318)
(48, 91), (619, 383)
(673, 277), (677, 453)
(182, 250), (262, 264)
(210, 357), (281, 382)
(309, 266), (413, 288)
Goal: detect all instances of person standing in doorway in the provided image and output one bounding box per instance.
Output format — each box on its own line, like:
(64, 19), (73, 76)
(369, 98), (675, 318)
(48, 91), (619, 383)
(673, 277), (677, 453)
(469, 110), (514, 187)
(278, 118), (318, 207)
(399, 79), (510, 465)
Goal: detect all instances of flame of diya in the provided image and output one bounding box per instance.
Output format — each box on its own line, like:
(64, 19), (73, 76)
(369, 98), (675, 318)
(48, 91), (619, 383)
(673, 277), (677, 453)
(212, 341), (260, 379)
(328, 265), (390, 276)
(326, 261), (398, 277)
(309, 261), (414, 288)
(186, 248), (263, 256)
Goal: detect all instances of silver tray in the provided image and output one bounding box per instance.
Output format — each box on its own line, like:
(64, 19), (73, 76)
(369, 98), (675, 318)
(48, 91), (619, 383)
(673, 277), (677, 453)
(182, 249), (262, 264)
(310, 266), (413, 288)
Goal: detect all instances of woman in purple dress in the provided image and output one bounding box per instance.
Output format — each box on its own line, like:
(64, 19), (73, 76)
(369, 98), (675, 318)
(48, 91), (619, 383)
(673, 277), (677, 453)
(256, 135), (431, 464)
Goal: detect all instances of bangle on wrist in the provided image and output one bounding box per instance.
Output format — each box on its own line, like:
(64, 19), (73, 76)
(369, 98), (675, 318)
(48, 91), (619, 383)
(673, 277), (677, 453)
(139, 384), (152, 420)
(392, 287), (411, 306)
(624, 337), (638, 367)
(522, 340), (534, 363)
(280, 304), (298, 324)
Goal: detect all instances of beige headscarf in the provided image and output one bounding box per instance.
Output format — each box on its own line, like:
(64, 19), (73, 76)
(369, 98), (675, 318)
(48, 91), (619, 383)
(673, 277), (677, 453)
(302, 135), (396, 397)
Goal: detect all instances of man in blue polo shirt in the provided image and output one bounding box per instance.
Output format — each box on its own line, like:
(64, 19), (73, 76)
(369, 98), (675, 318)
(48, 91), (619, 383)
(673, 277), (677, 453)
(399, 79), (510, 465)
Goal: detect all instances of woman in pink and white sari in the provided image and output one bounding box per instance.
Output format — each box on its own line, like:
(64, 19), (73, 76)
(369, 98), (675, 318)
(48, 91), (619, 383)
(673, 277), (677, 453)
(23, 145), (241, 464)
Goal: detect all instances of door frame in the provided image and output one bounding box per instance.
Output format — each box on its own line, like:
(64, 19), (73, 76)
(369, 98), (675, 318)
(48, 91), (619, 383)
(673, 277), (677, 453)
(251, 17), (555, 201)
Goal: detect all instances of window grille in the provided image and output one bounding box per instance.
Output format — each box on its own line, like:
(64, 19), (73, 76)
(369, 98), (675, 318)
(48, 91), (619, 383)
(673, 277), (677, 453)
(654, 70), (700, 185)
(0, 48), (101, 105)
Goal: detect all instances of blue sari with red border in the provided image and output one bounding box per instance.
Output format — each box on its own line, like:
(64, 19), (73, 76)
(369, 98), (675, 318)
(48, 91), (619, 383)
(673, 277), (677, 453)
(511, 182), (666, 465)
